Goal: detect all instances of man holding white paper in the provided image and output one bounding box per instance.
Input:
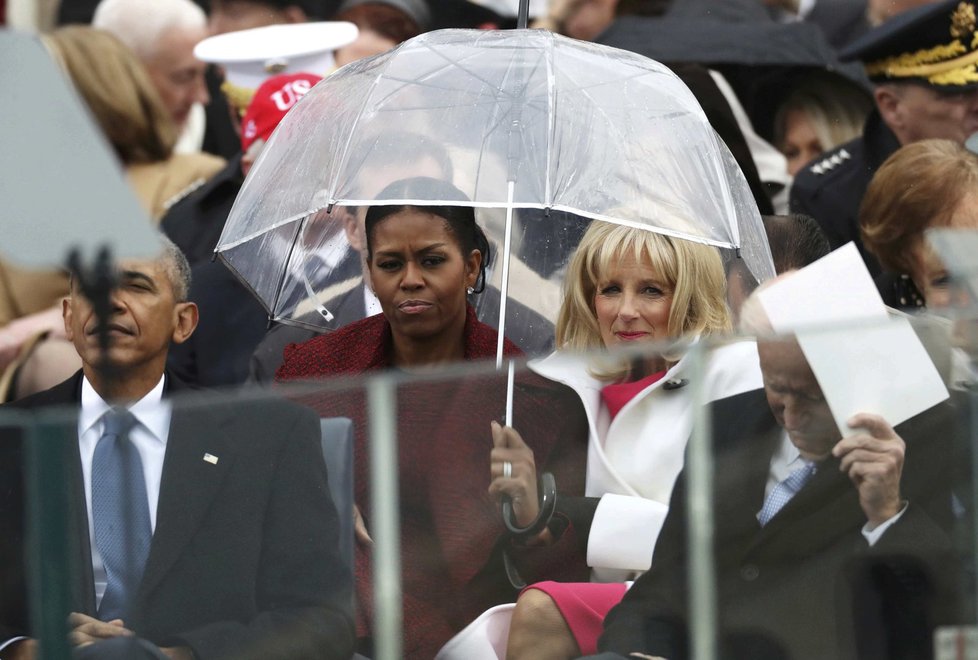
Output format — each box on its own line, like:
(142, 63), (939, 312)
(585, 260), (962, 660)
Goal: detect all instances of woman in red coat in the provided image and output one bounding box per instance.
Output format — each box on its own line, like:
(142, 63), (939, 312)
(276, 177), (588, 658)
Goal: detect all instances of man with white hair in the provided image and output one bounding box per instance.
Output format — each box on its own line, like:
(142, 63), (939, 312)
(93, 0), (210, 152)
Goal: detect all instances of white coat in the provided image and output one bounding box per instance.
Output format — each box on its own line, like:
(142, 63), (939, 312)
(529, 339), (763, 579)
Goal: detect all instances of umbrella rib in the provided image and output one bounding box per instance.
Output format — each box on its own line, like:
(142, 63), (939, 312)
(420, 40), (548, 103)
(215, 251), (276, 319)
(216, 210), (316, 252)
(268, 216), (306, 318)
(548, 204), (738, 250)
(324, 50), (401, 201)
(353, 44), (518, 103)
(563, 69), (660, 94)
(360, 44), (547, 114)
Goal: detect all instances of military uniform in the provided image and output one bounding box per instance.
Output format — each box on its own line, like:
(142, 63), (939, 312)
(789, 111), (899, 278)
(791, 0), (978, 279)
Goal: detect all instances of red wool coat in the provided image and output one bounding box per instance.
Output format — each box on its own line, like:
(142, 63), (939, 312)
(277, 307), (589, 658)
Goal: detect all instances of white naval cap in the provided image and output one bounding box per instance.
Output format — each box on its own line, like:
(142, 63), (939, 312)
(194, 22), (358, 106)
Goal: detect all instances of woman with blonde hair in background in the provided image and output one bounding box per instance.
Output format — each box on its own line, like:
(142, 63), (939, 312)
(774, 73), (873, 177)
(42, 26), (224, 220)
(0, 27), (223, 402)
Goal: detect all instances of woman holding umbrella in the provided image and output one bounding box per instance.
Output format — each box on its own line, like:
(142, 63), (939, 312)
(477, 220), (764, 660)
(275, 177), (590, 659)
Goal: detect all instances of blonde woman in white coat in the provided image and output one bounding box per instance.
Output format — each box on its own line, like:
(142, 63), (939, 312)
(487, 221), (764, 660)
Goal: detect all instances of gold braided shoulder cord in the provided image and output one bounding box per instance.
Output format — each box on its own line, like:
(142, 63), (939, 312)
(220, 80), (256, 117)
(865, 40), (967, 77)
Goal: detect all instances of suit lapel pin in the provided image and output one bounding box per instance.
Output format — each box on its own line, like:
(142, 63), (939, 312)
(203, 453), (219, 465)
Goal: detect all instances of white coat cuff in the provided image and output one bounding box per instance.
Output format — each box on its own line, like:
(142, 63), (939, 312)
(586, 493), (668, 571)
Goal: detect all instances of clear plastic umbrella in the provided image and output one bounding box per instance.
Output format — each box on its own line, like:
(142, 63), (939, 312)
(215, 28), (775, 361)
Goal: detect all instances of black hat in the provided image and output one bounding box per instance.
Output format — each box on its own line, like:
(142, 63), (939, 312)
(841, 0), (978, 89)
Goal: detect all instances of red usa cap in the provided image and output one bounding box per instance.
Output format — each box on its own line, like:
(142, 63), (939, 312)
(241, 72), (322, 153)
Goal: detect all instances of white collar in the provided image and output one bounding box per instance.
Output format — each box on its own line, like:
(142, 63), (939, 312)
(79, 374), (169, 444)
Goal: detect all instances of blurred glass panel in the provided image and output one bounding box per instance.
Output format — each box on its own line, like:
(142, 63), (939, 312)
(12, 316), (978, 659)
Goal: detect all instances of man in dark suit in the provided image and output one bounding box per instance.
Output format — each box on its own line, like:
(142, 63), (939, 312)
(585, 335), (960, 660)
(791, 0), (978, 277)
(0, 239), (354, 659)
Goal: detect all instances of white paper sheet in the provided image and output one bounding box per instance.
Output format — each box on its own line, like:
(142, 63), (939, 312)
(757, 243), (949, 435)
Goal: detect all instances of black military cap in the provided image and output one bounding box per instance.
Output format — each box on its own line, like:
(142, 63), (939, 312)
(841, 0), (978, 89)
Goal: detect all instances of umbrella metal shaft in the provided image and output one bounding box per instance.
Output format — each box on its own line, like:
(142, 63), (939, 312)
(496, 181), (517, 371)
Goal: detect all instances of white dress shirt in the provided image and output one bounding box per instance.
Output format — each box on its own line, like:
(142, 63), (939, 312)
(79, 375), (171, 606)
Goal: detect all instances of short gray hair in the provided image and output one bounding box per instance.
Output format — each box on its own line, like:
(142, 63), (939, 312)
(92, 0), (206, 60)
(159, 235), (192, 302)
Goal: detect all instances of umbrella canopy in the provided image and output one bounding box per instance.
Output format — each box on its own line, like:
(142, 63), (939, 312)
(216, 28), (774, 352)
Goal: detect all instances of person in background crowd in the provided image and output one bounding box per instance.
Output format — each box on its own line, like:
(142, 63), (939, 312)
(201, 0), (329, 159)
(763, 0), (936, 49)
(0, 237), (355, 660)
(276, 176), (589, 659)
(0, 26), (225, 403)
(762, 214), (831, 274)
(484, 221), (762, 660)
(762, 0), (871, 49)
(92, 0), (211, 154)
(161, 21), (354, 265)
(332, 0), (428, 66)
(860, 139), (978, 310)
(166, 71), (323, 388)
(207, 0), (321, 33)
(791, 0), (978, 276)
(867, 0), (939, 24)
(582, 281), (960, 660)
(772, 72), (873, 177)
(45, 26), (225, 222)
(725, 213), (831, 322)
(531, 0), (668, 45)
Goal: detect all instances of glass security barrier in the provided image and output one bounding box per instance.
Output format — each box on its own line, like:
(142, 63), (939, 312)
(7, 313), (977, 660)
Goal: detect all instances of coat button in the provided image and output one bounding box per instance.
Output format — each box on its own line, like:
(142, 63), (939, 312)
(740, 564), (760, 581)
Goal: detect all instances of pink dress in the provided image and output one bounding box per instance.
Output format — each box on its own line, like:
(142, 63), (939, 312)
(523, 371), (665, 655)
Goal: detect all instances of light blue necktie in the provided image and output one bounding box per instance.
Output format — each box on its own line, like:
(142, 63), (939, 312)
(92, 408), (152, 621)
(757, 461), (817, 527)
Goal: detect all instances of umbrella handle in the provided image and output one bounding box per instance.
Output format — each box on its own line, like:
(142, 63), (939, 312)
(502, 472), (557, 538)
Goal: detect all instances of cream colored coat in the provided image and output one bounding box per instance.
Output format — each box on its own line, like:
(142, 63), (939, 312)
(529, 339), (763, 580)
